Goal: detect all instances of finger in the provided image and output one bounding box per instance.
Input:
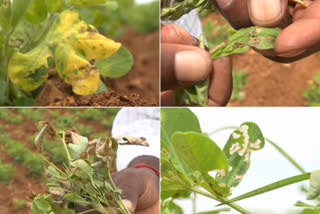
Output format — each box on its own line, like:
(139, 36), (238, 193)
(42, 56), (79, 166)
(208, 56), (233, 106)
(161, 90), (176, 106)
(274, 0), (320, 56)
(210, 0), (253, 29)
(161, 24), (199, 46)
(161, 44), (212, 91)
(248, 0), (291, 27)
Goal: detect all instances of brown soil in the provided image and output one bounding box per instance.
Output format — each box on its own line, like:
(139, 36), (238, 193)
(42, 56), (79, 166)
(35, 28), (159, 107)
(54, 91), (156, 106)
(203, 13), (320, 106)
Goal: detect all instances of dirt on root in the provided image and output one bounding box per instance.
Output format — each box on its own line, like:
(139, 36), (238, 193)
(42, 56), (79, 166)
(35, 28), (159, 107)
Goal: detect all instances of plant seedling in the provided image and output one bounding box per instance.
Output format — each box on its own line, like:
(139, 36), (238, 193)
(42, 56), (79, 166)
(31, 121), (149, 214)
(160, 108), (320, 213)
(0, 0), (133, 106)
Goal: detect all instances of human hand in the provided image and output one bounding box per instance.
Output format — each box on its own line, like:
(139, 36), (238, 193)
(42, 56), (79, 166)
(75, 167), (159, 214)
(211, 0), (320, 62)
(161, 24), (233, 106)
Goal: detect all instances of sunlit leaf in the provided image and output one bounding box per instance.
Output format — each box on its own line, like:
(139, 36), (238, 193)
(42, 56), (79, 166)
(11, 0), (33, 28)
(95, 47), (133, 78)
(216, 122), (265, 188)
(45, 0), (65, 13)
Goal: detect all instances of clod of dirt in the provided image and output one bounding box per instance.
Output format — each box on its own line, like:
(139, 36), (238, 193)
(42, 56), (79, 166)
(53, 91), (156, 106)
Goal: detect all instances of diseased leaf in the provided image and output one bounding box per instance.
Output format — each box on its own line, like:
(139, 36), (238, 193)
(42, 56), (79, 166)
(216, 122), (265, 188)
(24, 0), (48, 24)
(54, 44), (100, 95)
(171, 132), (230, 196)
(95, 47), (133, 78)
(8, 45), (51, 91)
(211, 27), (281, 59)
(307, 170), (320, 200)
(67, 132), (89, 159)
(69, 29), (121, 60)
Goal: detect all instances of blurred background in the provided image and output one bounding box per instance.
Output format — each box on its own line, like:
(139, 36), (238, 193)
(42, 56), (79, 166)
(174, 107), (320, 214)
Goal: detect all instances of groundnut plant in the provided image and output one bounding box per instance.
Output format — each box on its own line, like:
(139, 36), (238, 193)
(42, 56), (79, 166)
(161, 108), (320, 214)
(162, 0), (310, 106)
(31, 122), (148, 214)
(0, 0), (133, 106)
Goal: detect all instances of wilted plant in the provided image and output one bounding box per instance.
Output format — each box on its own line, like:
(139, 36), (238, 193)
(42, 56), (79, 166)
(0, 0), (133, 106)
(31, 121), (149, 214)
(161, 108), (320, 213)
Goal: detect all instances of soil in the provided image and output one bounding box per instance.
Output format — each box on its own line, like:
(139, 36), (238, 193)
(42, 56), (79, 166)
(203, 13), (320, 106)
(0, 109), (114, 214)
(35, 28), (159, 107)
(54, 91), (156, 106)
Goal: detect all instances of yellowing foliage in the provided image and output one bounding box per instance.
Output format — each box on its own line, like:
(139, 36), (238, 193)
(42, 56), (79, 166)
(8, 10), (121, 95)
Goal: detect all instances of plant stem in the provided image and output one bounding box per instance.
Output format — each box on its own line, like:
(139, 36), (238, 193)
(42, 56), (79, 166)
(209, 126), (306, 174)
(191, 188), (251, 214)
(218, 173), (310, 205)
(61, 131), (72, 164)
(78, 208), (100, 214)
(265, 137), (306, 174)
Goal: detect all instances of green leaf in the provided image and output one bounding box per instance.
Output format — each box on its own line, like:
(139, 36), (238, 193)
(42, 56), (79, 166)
(161, 200), (183, 214)
(175, 79), (209, 106)
(161, 108), (201, 177)
(216, 122), (265, 188)
(11, 0), (33, 28)
(307, 170), (320, 200)
(95, 47), (133, 78)
(68, 0), (109, 7)
(71, 159), (92, 179)
(64, 193), (90, 206)
(0, 79), (8, 105)
(171, 132), (230, 196)
(14, 97), (35, 106)
(45, 0), (64, 13)
(67, 132), (89, 159)
(24, 0), (48, 24)
(210, 27), (281, 59)
(161, 179), (191, 200)
(46, 166), (60, 177)
(0, 1), (12, 32)
(31, 194), (52, 214)
(94, 80), (109, 94)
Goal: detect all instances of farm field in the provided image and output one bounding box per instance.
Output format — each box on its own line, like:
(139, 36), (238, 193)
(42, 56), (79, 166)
(0, 108), (120, 214)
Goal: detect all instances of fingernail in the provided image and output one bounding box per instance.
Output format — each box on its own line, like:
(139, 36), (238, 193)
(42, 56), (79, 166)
(215, 0), (233, 8)
(175, 50), (211, 84)
(249, 0), (282, 25)
(277, 49), (306, 58)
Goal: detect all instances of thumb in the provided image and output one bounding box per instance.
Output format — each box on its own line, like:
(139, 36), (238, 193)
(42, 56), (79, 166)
(248, 0), (291, 27)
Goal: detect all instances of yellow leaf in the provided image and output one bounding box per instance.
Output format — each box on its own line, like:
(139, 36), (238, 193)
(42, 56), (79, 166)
(54, 44), (99, 95)
(69, 31), (121, 60)
(8, 46), (51, 91)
